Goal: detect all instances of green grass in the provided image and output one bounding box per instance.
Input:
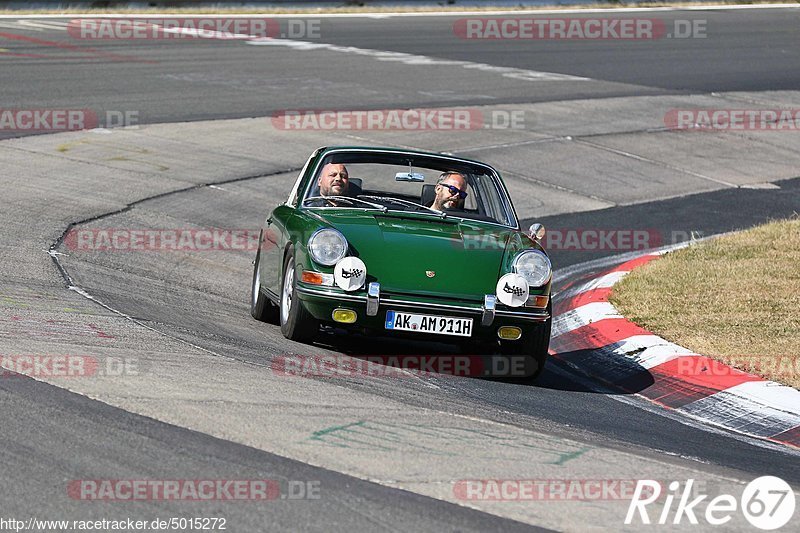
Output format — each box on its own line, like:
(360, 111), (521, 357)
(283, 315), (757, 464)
(611, 217), (800, 388)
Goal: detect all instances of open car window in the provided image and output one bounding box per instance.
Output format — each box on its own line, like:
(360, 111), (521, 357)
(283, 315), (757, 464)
(302, 153), (516, 227)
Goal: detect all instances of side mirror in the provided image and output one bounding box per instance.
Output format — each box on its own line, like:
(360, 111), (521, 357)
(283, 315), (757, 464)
(528, 223), (545, 241)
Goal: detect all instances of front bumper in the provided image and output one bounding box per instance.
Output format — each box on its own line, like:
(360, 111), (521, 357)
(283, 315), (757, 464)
(296, 283), (549, 340)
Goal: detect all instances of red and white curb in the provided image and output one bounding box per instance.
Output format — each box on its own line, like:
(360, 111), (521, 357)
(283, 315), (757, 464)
(550, 251), (800, 448)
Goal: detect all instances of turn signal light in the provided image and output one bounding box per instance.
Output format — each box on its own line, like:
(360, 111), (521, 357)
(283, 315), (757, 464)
(332, 308), (357, 324)
(497, 326), (522, 340)
(526, 295), (549, 308)
(302, 270), (334, 286)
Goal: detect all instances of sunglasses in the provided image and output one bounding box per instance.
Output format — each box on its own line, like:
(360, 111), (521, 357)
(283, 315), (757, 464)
(440, 184), (468, 199)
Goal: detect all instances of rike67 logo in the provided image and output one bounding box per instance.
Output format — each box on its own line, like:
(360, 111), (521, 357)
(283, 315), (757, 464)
(626, 477), (795, 530)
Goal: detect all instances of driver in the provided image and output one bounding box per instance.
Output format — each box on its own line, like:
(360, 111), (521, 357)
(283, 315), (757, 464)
(318, 163), (350, 197)
(430, 171), (468, 212)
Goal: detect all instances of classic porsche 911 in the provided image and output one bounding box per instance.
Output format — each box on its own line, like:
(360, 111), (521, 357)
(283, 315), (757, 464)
(251, 146), (552, 379)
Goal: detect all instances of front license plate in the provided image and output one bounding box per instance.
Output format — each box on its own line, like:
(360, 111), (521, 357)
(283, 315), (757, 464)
(385, 310), (473, 337)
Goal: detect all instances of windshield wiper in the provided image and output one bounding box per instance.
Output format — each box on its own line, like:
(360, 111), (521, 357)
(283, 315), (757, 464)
(358, 195), (445, 217)
(303, 196), (387, 211)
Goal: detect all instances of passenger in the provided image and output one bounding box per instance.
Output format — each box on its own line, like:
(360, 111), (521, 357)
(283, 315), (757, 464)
(430, 171), (468, 211)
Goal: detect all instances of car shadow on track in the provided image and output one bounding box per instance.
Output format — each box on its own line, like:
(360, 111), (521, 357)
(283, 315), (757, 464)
(537, 349), (656, 394)
(296, 327), (655, 393)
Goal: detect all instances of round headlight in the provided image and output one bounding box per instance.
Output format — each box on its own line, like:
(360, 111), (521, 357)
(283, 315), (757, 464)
(308, 228), (348, 266)
(512, 250), (551, 287)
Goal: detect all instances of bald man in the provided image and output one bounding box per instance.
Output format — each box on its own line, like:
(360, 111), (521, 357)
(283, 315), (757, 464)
(317, 163), (350, 197)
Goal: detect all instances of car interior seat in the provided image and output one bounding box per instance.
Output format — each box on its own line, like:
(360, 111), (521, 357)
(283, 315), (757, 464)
(420, 184), (436, 207)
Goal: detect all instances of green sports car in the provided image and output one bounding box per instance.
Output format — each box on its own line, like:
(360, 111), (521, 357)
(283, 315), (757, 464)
(251, 146), (552, 379)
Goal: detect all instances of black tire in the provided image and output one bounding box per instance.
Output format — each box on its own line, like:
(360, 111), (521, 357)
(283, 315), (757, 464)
(279, 248), (319, 342)
(499, 302), (552, 382)
(251, 248), (278, 323)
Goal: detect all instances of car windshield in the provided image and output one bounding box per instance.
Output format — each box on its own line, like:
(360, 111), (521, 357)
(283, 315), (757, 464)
(301, 152), (516, 227)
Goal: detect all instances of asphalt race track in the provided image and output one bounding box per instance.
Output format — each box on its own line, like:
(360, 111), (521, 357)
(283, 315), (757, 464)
(2, 8), (800, 136)
(1, 6), (799, 532)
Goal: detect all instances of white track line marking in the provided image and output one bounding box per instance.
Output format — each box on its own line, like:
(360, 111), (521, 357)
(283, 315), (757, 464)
(16, 20), (69, 30)
(556, 270), (629, 301)
(609, 334), (698, 369)
(579, 270), (628, 290)
(0, 20), (69, 31)
(679, 381), (800, 437)
(551, 301), (622, 338)
(0, 21), (43, 31)
(246, 38), (589, 82)
(139, 21), (588, 82)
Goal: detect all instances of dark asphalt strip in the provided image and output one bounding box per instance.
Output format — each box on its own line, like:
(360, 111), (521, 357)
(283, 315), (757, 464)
(0, 372), (546, 532)
(523, 176), (800, 270)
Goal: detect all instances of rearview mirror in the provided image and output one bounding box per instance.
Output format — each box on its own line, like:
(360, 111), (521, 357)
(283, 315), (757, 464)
(395, 172), (425, 182)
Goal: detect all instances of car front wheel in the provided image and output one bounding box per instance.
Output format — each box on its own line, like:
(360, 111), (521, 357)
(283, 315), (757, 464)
(251, 247), (278, 323)
(280, 248), (319, 342)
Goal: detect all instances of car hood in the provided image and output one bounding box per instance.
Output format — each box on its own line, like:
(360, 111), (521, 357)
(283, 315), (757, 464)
(310, 210), (528, 302)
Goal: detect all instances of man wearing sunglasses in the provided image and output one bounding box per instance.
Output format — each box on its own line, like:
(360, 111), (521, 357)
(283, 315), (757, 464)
(431, 171), (468, 212)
